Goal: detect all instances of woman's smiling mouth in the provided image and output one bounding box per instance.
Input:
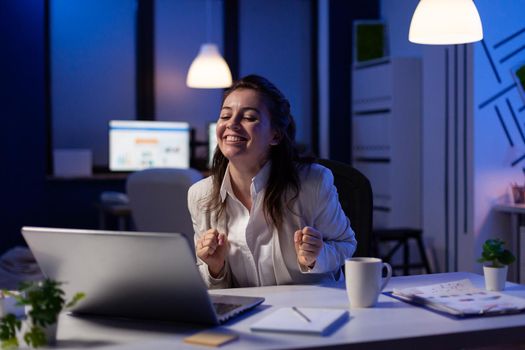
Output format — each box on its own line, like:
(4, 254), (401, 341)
(224, 135), (247, 142)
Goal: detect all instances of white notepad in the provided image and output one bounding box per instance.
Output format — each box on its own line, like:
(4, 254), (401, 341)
(250, 307), (348, 336)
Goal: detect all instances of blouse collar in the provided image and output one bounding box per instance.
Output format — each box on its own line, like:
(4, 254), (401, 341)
(219, 161), (272, 202)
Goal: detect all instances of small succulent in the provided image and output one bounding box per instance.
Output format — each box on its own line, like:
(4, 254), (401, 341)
(477, 238), (516, 268)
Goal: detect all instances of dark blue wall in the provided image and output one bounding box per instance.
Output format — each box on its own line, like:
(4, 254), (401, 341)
(0, 0), (125, 254)
(0, 0), (48, 251)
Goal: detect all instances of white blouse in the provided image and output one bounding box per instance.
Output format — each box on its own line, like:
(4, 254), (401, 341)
(187, 162), (357, 289)
(219, 163), (276, 286)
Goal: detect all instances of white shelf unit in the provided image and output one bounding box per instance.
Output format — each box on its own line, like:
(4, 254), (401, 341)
(352, 58), (422, 229)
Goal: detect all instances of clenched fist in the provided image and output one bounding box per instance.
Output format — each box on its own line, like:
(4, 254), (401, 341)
(196, 228), (229, 277)
(294, 226), (323, 269)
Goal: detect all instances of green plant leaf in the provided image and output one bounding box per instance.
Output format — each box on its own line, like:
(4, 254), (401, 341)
(23, 325), (47, 348)
(0, 314), (21, 350)
(1, 337), (19, 350)
(65, 292), (86, 309)
(499, 250), (516, 265)
(479, 238), (516, 266)
(22, 279), (65, 327)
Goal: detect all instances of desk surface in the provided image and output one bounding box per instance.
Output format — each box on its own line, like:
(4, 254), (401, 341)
(53, 272), (525, 350)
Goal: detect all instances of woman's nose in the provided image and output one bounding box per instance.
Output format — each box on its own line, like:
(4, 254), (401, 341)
(226, 116), (241, 129)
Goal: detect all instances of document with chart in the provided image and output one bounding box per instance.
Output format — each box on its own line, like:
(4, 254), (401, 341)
(390, 279), (525, 317)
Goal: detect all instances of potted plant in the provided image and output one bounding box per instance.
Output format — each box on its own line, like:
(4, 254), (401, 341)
(0, 279), (84, 349)
(477, 238), (516, 291)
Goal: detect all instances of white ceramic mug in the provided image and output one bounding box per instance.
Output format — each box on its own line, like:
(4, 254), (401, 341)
(345, 257), (392, 308)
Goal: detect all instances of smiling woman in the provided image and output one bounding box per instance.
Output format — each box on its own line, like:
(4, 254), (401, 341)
(187, 75), (357, 289)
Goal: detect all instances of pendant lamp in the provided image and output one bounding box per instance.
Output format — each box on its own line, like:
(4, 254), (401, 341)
(186, 0), (232, 88)
(409, 0), (483, 45)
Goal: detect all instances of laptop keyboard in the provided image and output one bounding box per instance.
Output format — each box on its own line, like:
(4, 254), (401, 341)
(213, 302), (242, 316)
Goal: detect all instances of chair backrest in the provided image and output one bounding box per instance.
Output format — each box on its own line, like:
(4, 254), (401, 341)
(317, 159), (373, 257)
(126, 168), (203, 241)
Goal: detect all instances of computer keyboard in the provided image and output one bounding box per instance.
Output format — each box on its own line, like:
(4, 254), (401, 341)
(213, 302), (242, 315)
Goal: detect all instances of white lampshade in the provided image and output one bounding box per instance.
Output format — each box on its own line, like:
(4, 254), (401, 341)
(409, 0), (483, 45)
(186, 43), (232, 89)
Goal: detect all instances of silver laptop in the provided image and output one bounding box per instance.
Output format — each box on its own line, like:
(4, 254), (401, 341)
(21, 226), (264, 325)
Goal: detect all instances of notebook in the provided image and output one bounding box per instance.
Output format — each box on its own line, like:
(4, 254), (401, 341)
(250, 307), (348, 335)
(21, 226), (264, 325)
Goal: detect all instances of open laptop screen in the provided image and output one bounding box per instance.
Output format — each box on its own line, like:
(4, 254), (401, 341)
(109, 120), (190, 171)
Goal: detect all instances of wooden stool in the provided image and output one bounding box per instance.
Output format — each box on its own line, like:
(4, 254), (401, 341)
(372, 228), (432, 275)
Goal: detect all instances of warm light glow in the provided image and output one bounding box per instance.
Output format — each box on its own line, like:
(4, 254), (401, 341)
(409, 0), (483, 45)
(186, 44), (232, 89)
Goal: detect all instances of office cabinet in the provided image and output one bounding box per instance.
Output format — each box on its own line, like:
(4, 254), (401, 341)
(352, 58), (422, 229)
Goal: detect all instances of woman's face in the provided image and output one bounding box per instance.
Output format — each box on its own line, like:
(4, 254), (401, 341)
(216, 89), (278, 167)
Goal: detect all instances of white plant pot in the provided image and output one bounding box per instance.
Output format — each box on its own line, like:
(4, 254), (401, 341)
(22, 312), (58, 346)
(483, 265), (508, 291)
(43, 322), (58, 345)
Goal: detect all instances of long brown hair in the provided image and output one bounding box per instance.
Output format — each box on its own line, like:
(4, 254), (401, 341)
(205, 75), (311, 230)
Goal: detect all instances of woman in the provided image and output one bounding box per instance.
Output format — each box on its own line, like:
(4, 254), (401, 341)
(188, 75), (356, 288)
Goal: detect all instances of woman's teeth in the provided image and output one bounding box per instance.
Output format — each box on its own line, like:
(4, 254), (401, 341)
(226, 135), (245, 141)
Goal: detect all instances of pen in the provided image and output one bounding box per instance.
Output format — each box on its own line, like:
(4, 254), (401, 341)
(292, 306), (311, 323)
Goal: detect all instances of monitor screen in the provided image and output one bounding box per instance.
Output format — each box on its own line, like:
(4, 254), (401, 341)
(208, 122), (217, 168)
(109, 120), (190, 171)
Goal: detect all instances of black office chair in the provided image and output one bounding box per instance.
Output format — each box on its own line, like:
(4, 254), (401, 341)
(317, 159), (373, 257)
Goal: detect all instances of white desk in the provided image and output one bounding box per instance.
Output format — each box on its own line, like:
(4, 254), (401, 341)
(53, 272), (525, 350)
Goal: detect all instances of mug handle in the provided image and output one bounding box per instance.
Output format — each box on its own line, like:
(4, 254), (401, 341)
(380, 262), (393, 291)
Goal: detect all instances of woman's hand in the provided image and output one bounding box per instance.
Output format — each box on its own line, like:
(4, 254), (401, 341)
(196, 229), (229, 277)
(294, 226), (323, 268)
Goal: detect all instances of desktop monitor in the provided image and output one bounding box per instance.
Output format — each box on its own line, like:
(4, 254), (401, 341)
(208, 122), (217, 167)
(109, 120), (190, 171)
